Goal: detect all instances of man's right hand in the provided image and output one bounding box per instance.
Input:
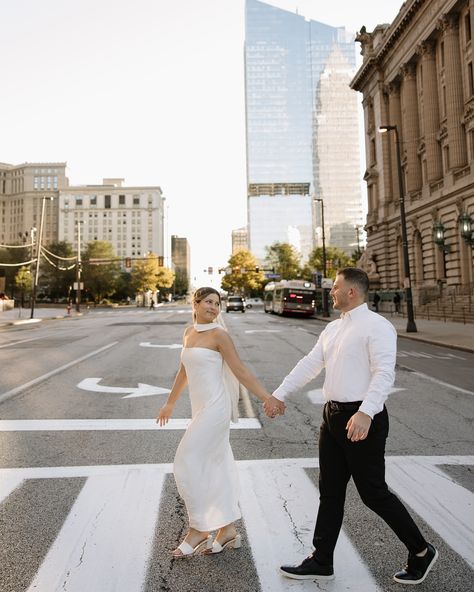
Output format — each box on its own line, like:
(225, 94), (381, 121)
(264, 395), (286, 418)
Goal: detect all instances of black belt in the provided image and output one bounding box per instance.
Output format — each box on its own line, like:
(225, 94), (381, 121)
(327, 400), (362, 412)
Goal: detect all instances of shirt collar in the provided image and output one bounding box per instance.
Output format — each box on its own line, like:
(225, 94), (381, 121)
(340, 302), (368, 320)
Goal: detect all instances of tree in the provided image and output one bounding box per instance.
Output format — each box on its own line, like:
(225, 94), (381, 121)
(82, 241), (121, 302)
(265, 242), (302, 280)
(0, 246), (31, 296)
(173, 268), (189, 296)
(14, 266), (33, 307)
(302, 246), (353, 281)
(220, 249), (265, 295)
(129, 253), (175, 303)
(41, 241), (76, 300)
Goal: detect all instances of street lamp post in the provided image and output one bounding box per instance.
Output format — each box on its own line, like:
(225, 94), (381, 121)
(314, 197), (330, 317)
(75, 221), (83, 312)
(30, 196), (54, 319)
(379, 125), (417, 332)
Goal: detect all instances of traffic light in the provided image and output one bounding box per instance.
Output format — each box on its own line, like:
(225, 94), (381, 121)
(255, 266), (260, 273)
(125, 257), (132, 268)
(208, 266), (213, 274)
(314, 271), (322, 288)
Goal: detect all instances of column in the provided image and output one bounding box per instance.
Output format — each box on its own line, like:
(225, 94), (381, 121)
(418, 41), (443, 181)
(439, 13), (468, 168)
(388, 81), (403, 201)
(400, 63), (422, 192)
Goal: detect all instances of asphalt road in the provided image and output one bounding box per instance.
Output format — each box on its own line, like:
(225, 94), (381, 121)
(0, 305), (473, 592)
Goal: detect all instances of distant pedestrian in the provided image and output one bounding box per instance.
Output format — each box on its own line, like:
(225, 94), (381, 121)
(150, 298), (155, 310)
(373, 291), (381, 312)
(393, 292), (401, 314)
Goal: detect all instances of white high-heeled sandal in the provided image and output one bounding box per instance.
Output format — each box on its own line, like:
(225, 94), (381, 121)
(210, 533), (242, 554)
(172, 535), (212, 557)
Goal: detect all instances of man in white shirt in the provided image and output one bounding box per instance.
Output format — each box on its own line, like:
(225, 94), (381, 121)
(264, 268), (437, 586)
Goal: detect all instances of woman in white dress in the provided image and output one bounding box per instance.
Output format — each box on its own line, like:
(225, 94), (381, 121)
(156, 287), (274, 557)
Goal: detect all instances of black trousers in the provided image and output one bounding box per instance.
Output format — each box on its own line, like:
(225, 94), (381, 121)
(312, 402), (427, 565)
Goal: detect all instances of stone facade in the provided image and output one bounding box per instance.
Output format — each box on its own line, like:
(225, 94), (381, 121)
(351, 0), (474, 303)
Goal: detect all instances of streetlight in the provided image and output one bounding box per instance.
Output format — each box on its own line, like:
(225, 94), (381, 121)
(314, 197), (329, 317)
(31, 196), (54, 319)
(379, 125), (417, 332)
(75, 221), (84, 312)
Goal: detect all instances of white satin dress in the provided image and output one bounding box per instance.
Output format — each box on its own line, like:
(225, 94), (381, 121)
(173, 347), (241, 531)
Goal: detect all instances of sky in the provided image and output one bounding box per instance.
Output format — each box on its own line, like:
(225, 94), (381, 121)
(1, 0), (403, 288)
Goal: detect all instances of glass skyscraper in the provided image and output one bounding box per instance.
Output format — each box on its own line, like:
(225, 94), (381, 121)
(245, 0), (363, 261)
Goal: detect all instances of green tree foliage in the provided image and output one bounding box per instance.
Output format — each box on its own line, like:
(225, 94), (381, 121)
(130, 253), (175, 297)
(302, 247), (353, 280)
(41, 241), (76, 299)
(82, 241), (120, 302)
(173, 268), (189, 296)
(220, 249), (265, 295)
(14, 266), (33, 307)
(0, 246), (31, 296)
(265, 242), (301, 280)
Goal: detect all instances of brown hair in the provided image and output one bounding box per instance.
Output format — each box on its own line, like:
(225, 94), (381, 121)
(192, 287), (221, 321)
(336, 267), (369, 296)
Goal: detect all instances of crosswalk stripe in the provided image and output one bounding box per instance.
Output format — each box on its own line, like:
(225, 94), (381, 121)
(1, 456), (472, 592)
(0, 418), (261, 431)
(26, 469), (165, 592)
(386, 457), (474, 569)
(239, 463), (381, 591)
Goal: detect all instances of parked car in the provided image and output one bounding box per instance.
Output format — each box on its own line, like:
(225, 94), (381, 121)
(226, 296), (245, 313)
(245, 297), (263, 309)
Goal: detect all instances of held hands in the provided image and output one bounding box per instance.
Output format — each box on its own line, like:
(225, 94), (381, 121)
(156, 402), (175, 426)
(263, 395), (286, 419)
(346, 411), (372, 442)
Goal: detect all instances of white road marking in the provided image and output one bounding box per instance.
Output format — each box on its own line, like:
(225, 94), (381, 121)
(386, 457), (474, 569)
(409, 371), (474, 396)
(397, 350), (466, 360)
(307, 387), (405, 405)
(0, 418), (262, 431)
(0, 474), (25, 505)
(0, 343), (119, 404)
(25, 469), (165, 592)
(139, 342), (182, 349)
(77, 377), (171, 398)
(239, 463), (381, 591)
(244, 329), (281, 334)
(2, 456), (472, 591)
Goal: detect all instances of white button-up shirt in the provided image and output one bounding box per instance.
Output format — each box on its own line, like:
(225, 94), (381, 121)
(273, 303), (397, 418)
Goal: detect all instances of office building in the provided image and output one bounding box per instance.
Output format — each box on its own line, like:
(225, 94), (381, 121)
(231, 227), (248, 253)
(171, 235), (191, 292)
(245, 0), (363, 261)
(58, 178), (164, 263)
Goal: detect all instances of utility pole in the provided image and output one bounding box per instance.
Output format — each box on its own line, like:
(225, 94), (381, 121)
(75, 221), (83, 312)
(30, 196), (53, 319)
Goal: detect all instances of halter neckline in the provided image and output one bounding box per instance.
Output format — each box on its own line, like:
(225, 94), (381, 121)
(194, 322), (220, 332)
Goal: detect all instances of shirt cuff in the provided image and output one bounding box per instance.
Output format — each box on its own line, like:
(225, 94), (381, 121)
(272, 387), (287, 402)
(358, 400), (377, 419)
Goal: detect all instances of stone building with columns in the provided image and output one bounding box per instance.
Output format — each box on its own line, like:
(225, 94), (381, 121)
(351, 0), (474, 307)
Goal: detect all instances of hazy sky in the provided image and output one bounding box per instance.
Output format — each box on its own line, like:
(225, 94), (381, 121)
(1, 0), (403, 287)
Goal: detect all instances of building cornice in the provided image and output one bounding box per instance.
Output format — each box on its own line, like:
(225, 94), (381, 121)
(351, 0), (427, 91)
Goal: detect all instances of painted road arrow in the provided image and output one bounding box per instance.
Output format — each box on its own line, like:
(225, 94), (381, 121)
(139, 343), (182, 349)
(77, 378), (170, 399)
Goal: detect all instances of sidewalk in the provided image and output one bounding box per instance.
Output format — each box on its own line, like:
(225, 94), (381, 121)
(314, 311), (474, 353)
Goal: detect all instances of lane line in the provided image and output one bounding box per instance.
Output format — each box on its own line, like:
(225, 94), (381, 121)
(386, 458), (474, 569)
(0, 342), (118, 404)
(26, 469), (165, 592)
(0, 417), (262, 431)
(0, 474), (25, 505)
(407, 369), (474, 396)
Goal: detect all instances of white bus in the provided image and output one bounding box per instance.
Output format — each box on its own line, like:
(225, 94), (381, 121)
(264, 280), (317, 316)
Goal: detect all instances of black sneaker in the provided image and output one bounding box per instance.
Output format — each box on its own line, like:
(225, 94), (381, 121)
(280, 555), (334, 580)
(393, 543), (438, 585)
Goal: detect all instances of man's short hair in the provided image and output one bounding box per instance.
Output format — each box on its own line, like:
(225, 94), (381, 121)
(337, 267), (369, 295)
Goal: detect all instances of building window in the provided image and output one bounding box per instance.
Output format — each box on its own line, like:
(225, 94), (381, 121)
(443, 145), (450, 172)
(468, 62), (474, 96)
(370, 138), (376, 164)
(440, 41), (445, 68)
(466, 13), (472, 43)
(133, 196), (140, 205)
(469, 130), (474, 160)
(90, 195), (97, 206)
(104, 195), (111, 209)
(76, 198), (83, 206)
(442, 85), (447, 118)
(119, 195), (125, 205)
